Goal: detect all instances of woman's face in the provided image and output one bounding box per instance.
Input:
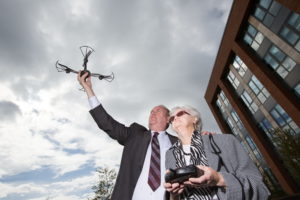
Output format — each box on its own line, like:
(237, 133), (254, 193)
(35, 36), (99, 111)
(170, 109), (196, 132)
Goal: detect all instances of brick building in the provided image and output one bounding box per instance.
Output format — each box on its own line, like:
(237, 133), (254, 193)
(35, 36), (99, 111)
(205, 0), (300, 198)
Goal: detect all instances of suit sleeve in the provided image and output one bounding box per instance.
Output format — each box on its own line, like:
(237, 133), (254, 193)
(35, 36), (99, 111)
(89, 104), (132, 145)
(217, 135), (270, 200)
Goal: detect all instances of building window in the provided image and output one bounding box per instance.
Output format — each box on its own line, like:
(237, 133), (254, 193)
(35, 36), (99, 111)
(227, 71), (240, 89)
(216, 99), (226, 117)
(233, 56), (248, 77)
(280, 27), (299, 46)
(280, 12), (300, 51)
(264, 167), (281, 189)
(248, 75), (270, 103)
(288, 12), (300, 32)
(243, 24), (265, 51)
(245, 136), (262, 160)
(294, 83), (300, 97)
(253, 0), (282, 28)
(259, 118), (275, 141)
(246, 136), (256, 150)
(231, 111), (244, 130)
(264, 45), (296, 78)
(216, 92), (230, 119)
(227, 117), (235, 129)
(270, 104), (300, 134)
(226, 117), (237, 130)
(219, 91), (229, 107)
(241, 91), (259, 114)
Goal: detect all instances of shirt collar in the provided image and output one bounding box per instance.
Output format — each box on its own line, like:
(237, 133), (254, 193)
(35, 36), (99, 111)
(151, 130), (167, 138)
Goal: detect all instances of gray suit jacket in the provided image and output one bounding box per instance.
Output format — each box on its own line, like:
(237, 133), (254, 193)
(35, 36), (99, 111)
(165, 134), (270, 200)
(90, 104), (178, 200)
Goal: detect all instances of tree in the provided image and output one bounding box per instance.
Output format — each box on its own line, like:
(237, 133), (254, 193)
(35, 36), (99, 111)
(271, 128), (300, 184)
(89, 167), (117, 200)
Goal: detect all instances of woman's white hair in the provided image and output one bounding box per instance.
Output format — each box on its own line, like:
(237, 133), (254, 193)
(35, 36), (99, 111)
(170, 105), (203, 132)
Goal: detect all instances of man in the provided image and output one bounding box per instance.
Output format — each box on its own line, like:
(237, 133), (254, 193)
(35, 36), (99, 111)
(78, 72), (177, 200)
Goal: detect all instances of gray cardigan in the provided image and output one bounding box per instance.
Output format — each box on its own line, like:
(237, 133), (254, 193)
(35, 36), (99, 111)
(165, 134), (270, 200)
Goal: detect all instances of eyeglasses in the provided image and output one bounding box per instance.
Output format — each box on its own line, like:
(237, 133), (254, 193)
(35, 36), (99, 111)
(169, 110), (190, 124)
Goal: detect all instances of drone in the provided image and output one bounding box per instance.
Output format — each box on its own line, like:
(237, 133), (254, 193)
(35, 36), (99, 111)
(55, 46), (114, 82)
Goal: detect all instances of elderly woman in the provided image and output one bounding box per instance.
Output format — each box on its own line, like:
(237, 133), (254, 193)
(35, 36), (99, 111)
(164, 106), (269, 200)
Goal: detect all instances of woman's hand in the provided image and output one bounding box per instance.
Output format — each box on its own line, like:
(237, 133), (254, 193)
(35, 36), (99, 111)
(184, 165), (226, 188)
(164, 169), (185, 199)
(164, 182), (184, 199)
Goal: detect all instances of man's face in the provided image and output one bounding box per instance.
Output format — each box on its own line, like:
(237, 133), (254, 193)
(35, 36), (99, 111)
(148, 106), (169, 131)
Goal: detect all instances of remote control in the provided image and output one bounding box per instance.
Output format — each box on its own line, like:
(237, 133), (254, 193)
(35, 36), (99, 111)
(165, 165), (204, 183)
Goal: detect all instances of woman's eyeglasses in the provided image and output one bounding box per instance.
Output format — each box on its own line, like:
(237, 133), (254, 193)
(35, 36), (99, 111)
(169, 110), (190, 124)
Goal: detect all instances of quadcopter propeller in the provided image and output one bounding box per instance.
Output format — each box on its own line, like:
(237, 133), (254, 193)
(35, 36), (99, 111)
(80, 46), (94, 77)
(55, 46), (114, 82)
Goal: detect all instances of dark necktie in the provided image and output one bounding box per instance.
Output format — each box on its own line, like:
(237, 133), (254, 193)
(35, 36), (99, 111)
(148, 132), (161, 191)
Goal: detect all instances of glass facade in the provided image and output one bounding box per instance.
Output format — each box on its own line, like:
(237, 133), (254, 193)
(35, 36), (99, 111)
(254, 0), (282, 27)
(241, 91), (259, 114)
(259, 118), (274, 140)
(227, 55), (299, 138)
(258, 104), (300, 185)
(295, 83), (300, 97)
(260, 104), (300, 144)
(215, 90), (281, 193)
(245, 136), (263, 160)
(244, 24), (265, 51)
(270, 105), (300, 134)
(224, 49), (300, 193)
(233, 56), (248, 76)
(248, 75), (270, 103)
(207, 0), (300, 197)
(280, 12), (300, 51)
(242, 0), (300, 98)
(264, 45), (296, 79)
(227, 71), (240, 89)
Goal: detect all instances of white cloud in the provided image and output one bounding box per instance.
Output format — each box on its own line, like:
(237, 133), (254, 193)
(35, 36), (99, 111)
(0, 182), (47, 198)
(0, 173), (98, 199)
(0, 85), (122, 178)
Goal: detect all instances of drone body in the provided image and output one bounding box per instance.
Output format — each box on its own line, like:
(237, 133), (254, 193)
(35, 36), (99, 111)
(56, 46), (114, 82)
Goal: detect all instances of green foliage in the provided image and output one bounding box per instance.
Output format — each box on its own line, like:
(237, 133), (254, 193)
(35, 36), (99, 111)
(271, 128), (300, 184)
(89, 167), (117, 200)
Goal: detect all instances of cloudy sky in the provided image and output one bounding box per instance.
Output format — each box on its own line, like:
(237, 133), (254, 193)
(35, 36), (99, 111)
(0, 0), (233, 199)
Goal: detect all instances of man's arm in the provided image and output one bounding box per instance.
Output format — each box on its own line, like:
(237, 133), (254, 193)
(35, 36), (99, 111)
(78, 72), (131, 145)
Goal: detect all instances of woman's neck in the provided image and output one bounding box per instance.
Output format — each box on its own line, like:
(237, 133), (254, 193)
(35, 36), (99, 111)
(177, 126), (194, 145)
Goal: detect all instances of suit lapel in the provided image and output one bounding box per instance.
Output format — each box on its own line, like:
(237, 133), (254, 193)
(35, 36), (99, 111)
(138, 130), (152, 168)
(166, 132), (178, 145)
